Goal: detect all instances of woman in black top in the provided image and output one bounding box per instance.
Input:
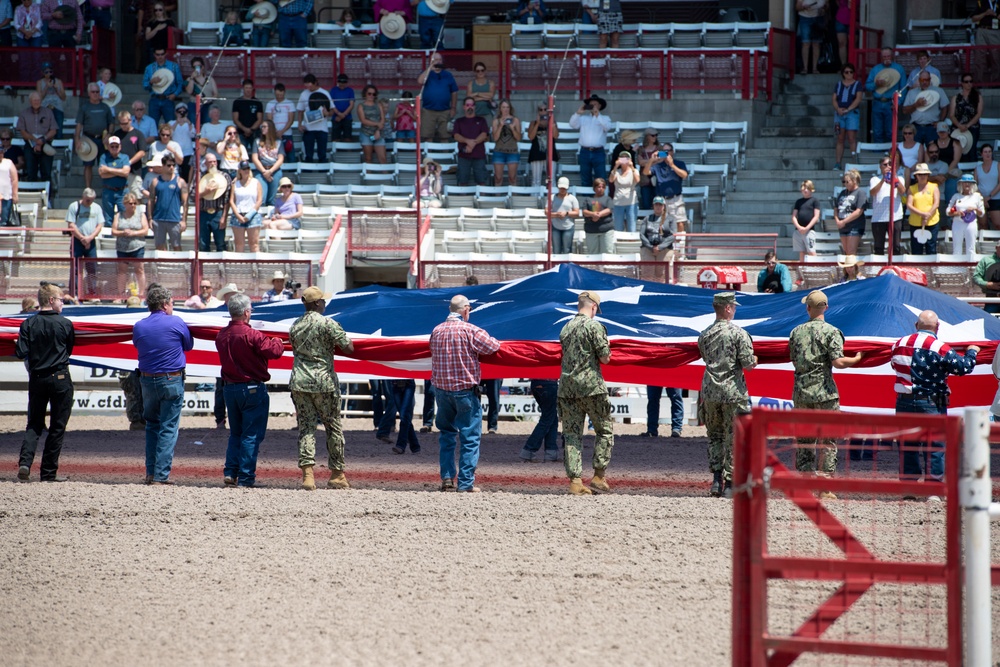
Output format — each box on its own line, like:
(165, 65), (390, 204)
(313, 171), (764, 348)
(948, 72), (983, 162)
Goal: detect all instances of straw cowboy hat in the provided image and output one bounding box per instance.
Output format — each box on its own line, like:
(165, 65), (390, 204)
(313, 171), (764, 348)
(380, 13), (406, 40)
(75, 135), (98, 161)
(873, 67), (900, 94)
(951, 128), (974, 154)
(41, 143), (56, 157)
(838, 254), (865, 268)
(150, 68), (175, 95)
(102, 82), (122, 108)
(248, 1), (277, 24)
(425, 0), (449, 14)
(271, 270), (287, 281)
(199, 171), (228, 199)
(620, 129), (642, 146)
(216, 283), (243, 301)
(914, 90), (940, 111)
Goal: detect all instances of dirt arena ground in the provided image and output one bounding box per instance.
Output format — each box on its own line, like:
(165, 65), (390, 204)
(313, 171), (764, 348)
(1, 414), (998, 666)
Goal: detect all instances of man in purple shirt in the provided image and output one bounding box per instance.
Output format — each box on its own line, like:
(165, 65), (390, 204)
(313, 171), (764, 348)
(132, 285), (193, 485)
(453, 96), (489, 186)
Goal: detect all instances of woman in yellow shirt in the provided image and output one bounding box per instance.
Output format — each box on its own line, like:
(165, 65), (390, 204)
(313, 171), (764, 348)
(906, 162), (940, 254)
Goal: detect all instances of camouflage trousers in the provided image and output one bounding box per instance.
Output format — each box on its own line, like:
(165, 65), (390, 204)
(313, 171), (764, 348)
(703, 400), (743, 481)
(793, 398), (840, 476)
(292, 390), (345, 471)
(119, 370), (144, 425)
(558, 393), (614, 479)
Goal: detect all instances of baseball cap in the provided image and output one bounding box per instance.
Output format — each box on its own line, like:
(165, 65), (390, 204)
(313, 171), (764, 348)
(936, 121), (951, 133)
(238, 160), (252, 170)
(618, 151), (631, 159)
(801, 290), (828, 307)
(713, 292), (740, 307)
(175, 101), (187, 110)
(557, 176), (570, 189)
(301, 286), (331, 303)
(652, 196), (665, 205)
(578, 290), (601, 313)
(108, 135), (121, 145)
(337, 73), (349, 83)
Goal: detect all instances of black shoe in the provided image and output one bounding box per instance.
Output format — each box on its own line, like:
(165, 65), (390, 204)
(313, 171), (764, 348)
(638, 431), (656, 438)
(391, 446), (405, 455)
(670, 430), (682, 438)
(710, 472), (723, 497)
(377, 435), (393, 444)
(410, 447), (421, 454)
(723, 481), (733, 499)
(17, 465), (29, 481)
(419, 426), (432, 433)
(41, 476), (69, 482)
(440, 478), (455, 492)
(150, 479), (174, 486)
(223, 476), (237, 487)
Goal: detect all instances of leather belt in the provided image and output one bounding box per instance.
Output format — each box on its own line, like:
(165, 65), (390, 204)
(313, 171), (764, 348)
(142, 371), (183, 377)
(104, 186), (125, 191)
(580, 146), (604, 151)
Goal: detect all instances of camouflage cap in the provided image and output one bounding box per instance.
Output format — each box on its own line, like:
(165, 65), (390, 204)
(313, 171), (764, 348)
(713, 292), (740, 307)
(800, 290), (828, 307)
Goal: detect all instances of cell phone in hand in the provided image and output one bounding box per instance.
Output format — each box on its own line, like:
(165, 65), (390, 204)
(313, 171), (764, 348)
(657, 151), (667, 158)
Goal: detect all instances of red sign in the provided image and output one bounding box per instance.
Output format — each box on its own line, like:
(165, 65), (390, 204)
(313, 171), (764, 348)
(877, 265), (928, 286)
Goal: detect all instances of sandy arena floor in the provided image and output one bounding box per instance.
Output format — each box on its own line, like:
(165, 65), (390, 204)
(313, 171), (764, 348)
(1, 415), (998, 666)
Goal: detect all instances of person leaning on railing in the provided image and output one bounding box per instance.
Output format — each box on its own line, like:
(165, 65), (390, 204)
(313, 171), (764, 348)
(973, 239), (1000, 314)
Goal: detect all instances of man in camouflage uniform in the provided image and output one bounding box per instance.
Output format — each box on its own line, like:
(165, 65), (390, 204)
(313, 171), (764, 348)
(289, 286), (355, 491)
(558, 291), (614, 495)
(788, 290), (863, 496)
(119, 370), (145, 430)
(698, 292), (757, 498)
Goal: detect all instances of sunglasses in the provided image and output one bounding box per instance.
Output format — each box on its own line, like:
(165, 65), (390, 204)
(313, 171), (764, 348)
(902, 131), (914, 135)
(160, 132), (171, 137)
(464, 103), (475, 108)
(962, 79), (973, 83)
(475, 68), (485, 73)
(366, 92), (376, 96)
(176, 108), (187, 114)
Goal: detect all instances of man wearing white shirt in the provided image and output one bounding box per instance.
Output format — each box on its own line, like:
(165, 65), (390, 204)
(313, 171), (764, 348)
(869, 155), (906, 256)
(297, 74), (332, 163)
(905, 51), (942, 90)
(201, 105), (227, 146)
(568, 94), (612, 187)
(266, 83), (298, 163)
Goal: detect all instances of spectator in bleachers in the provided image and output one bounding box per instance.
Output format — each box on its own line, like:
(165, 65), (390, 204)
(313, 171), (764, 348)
(642, 142), (689, 234)
(417, 159), (443, 207)
(595, 0), (622, 48)
(17, 92), (56, 183)
(228, 160), (263, 252)
(36, 62), (65, 140)
(67, 188), (102, 297)
(948, 173), (986, 256)
(262, 177), (303, 231)
(901, 72), (949, 147)
(905, 50), (941, 91)
(418, 53), (458, 143)
(549, 176), (579, 254)
(329, 74), (355, 141)
(143, 3), (175, 64)
(976, 144), (1000, 231)
(140, 154), (162, 200)
(527, 102), (558, 187)
(581, 177), (614, 253)
(89, 0), (113, 30)
(277, 0), (311, 49)
(217, 125), (248, 179)
(358, 85), (388, 164)
(897, 123), (924, 185)
(453, 96), (489, 186)
(832, 64), (861, 172)
(75, 83), (114, 191)
(570, 94), (611, 187)
(974, 240), (1000, 313)
(248, 2), (276, 47)
(907, 163), (940, 254)
(0, 0), (12, 48)
(170, 103), (196, 181)
(298, 73), (333, 163)
(516, 0), (545, 24)
(337, 7), (361, 28)
(0, 144), (16, 227)
(232, 79), (263, 155)
(837, 256), (865, 282)
(40, 0), (82, 48)
(262, 271), (295, 302)
(923, 141), (950, 204)
(19, 296), (38, 313)
(184, 279), (223, 309)
(414, 0), (444, 49)
(197, 153), (230, 252)
(791, 180), (820, 265)
(1, 128), (25, 179)
(639, 197), (674, 282)
(98, 135), (129, 225)
(971, 3), (1000, 84)
(949, 73), (983, 162)
(609, 129), (638, 171)
(143, 47), (185, 127)
(610, 151), (639, 232)
(795, 0), (827, 75)
(147, 154), (188, 251)
(220, 9), (245, 47)
(13, 0), (41, 47)
(757, 250), (792, 293)
(833, 0), (851, 65)
(393, 91), (417, 141)
(201, 105), (226, 146)
(131, 101), (158, 147)
(491, 99), (521, 186)
(930, 121), (962, 208)
(113, 111), (147, 199)
(834, 169), (867, 255)
(184, 57), (219, 125)
(635, 128), (659, 210)
(266, 83), (297, 162)
(97, 67), (117, 115)
(581, 0), (598, 25)
(374, 0), (411, 48)
(149, 123), (184, 173)
(467, 62), (496, 128)
(251, 120), (285, 206)
(111, 193), (149, 302)
(864, 48), (906, 144)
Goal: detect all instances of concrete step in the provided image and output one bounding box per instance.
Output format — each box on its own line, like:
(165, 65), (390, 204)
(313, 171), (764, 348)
(781, 74), (842, 95)
(743, 156), (827, 171)
(757, 126), (834, 139)
(732, 174), (843, 192)
(763, 114), (834, 130)
(768, 103), (834, 118)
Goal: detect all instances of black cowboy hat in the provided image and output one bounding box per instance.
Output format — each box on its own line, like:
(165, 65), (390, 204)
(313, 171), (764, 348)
(582, 93), (607, 110)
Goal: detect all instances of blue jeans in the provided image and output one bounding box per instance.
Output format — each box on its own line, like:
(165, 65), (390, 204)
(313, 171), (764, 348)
(91, 6), (112, 29)
(72, 238), (97, 296)
(391, 380), (420, 452)
(199, 208), (226, 251)
(422, 380), (435, 427)
(457, 157), (488, 186)
(552, 228), (574, 254)
(908, 223), (939, 254)
(435, 388), (482, 489)
(482, 379), (501, 431)
(101, 188), (124, 226)
(522, 380), (559, 458)
(871, 100), (894, 144)
(379, 33), (404, 49)
(372, 380), (397, 437)
(52, 108), (64, 139)
(281, 134), (296, 163)
(149, 96), (176, 128)
(418, 14), (444, 49)
(646, 386), (684, 435)
(578, 148), (606, 187)
(223, 381), (269, 486)
(278, 14), (308, 48)
(17, 35), (43, 47)
(895, 393), (946, 482)
(331, 116), (353, 141)
(612, 203), (638, 232)
(303, 130), (328, 163)
(141, 374), (184, 482)
(0, 198), (12, 226)
(914, 124), (936, 147)
(256, 169), (282, 206)
(250, 25), (272, 47)
(639, 185), (655, 210)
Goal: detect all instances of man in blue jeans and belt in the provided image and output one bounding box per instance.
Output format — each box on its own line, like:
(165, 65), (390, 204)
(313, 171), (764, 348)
(864, 47), (906, 144)
(277, 0), (311, 48)
(215, 293), (284, 488)
(429, 294), (501, 492)
(415, 0), (445, 49)
(132, 285), (194, 485)
(891, 310), (978, 499)
(642, 385), (684, 438)
(519, 379), (560, 462)
(569, 93), (611, 187)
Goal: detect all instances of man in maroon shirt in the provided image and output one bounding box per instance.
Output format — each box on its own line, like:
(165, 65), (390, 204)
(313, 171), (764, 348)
(215, 292), (285, 487)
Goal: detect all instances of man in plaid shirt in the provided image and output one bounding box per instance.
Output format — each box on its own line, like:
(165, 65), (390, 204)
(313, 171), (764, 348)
(276, 0), (312, 48)
(429, 294), (500, 492)
(891, 309), (979, 491)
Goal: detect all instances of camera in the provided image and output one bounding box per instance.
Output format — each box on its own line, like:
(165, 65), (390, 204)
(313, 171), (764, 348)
(428, 164), (436, 171)
(286, 280), (302, 291)
(540, 113), (549, 121)
(657, 151), (667, 158)
(504, 118), (512, 125)
(650, 235), (662, 246)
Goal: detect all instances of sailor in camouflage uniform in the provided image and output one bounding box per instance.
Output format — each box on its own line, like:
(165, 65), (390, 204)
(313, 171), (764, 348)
(558, 291), (614, 495)
(289, 286), (355, 491)
(697, 292), (757, 498)
(788, 290), (863, 492)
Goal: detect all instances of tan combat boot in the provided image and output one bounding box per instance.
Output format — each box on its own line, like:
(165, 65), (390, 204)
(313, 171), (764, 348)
(301, 465), (316, 491)
(328, 470), (351, 489)
(589, 468), (612, 494)
(569, 477), (593, 495)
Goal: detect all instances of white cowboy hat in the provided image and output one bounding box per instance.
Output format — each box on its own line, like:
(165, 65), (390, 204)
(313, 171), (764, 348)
(837, 254), (865, 268)
(914, 90), (940, 111)
(928, 73), (940, 88)
(271, 270), (286, 281)
(425, 0), (449, 15)
(913, 228), (932, 244)
(150, 68), (175, 95)
(249, 1), (277, 24)
(951, 128), (973, 154)
(199, 171), (228, 198)
(41, 143), (56, 157)
(216, 283), (243, 301)
(102, 82), (122, 108)
(874, 68), (900, 94)
(380, 13), (406, 40)
(75, 135), (98, 162)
